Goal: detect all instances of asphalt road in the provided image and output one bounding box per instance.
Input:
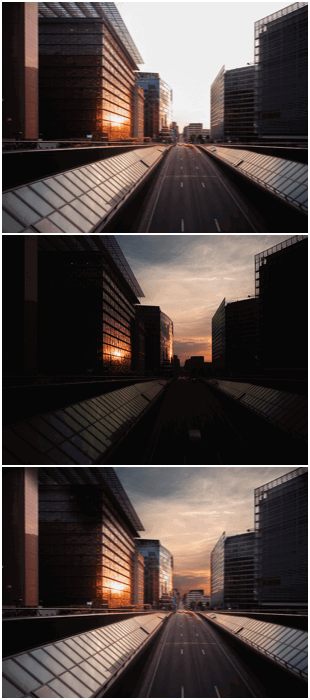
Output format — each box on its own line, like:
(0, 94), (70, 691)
(140, 611), (263, 697)
(143, 145), (265, 232)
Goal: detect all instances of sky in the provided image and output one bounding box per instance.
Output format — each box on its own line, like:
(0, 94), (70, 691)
(115, 467), (296, 596)
(118, 1), (304, 131)
(116, 234), (293, 365)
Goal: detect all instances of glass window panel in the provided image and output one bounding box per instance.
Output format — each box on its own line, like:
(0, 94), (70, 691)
(92, 654), (112, 676)
(15, 187), (54, 217)
(95, 420), (114, 438)
(44, 179), (74, 202)
(2, 658), (40, 692)
(287, 651), (307, 667)
(49, 211), (83, 232)
(54, 642), (83, 665)
(83, 189), (109, 211)
(55, 410), (83, 432)
(70, 435), (100, 460)
(30, 181), (66, 207)
(61, 440), (93, 463)
(97, 184), (118, 202)
(2, 677), (26, 697)
(78, 634), (99, 652)
(58, 671), (92, 697)
(64, 171), (89, 191)
(88, 424), (111, 446)
(80, 193), (107, 217)
(34, 685), (62, 698)
(79, 429), (107, 453)
(58, 204), (92, 230)
(83, 167), (103, 185)
(92, 186), (113, 208)
(281, 647), (303, 662)
(70, 666), (100, 692)
(82, 633), (104, 652)
(44, 415), (74, 438)
(64, 639), (89, 658)
(69, 199), (100, 225)
(71, 637), (94, 655)
(48, 679), (77, 698)
(42, 646), (73, 669)
(80, 659), (107, 684)
(54, 174), (84, 197)
(15, 654), (53, 684)
(2, 192), (40, 226)
(34, 218), (64, 232)
(47, 447), (75, 464)
(28, 417), (64, 445)
(65, 406), (91, 427)
(2, 210), (25, 232)
(82, 401), (105, 420)
(30, 648), (66, 675)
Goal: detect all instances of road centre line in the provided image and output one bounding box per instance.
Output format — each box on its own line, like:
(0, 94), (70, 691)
(181, 649), (183, 654)
(202, 649), (205, 654)
(181, 219), (184, 232)
(204, 622), (256, 697)
(215, 686), (221, 697)
(203, 151), (258, 232)
(181, 687), (184, 698)
(202, 182), (205, 187)
(181, 182), (183, 187)
(215, 218), (221, 231)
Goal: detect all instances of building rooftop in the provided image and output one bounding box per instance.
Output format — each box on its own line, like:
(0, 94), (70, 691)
(38, 467), (145, 532)
(38, 2), (144, 65)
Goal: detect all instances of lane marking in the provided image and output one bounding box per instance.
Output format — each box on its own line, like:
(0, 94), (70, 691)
(181, 219), (184, 232)
(196, 634), (199, 636)
(214, 218), (221, 231)
(181, 649), (183, 654)
(181, 182), (183, 187)
(202, 182), (205, 187)
(181, 166), (183, 169)
(215, 686), (221, 697)
(204, 621), (256, 697)
(181, 687), (184, 698)
(196, 166), (199, 169)
(202, 649), (205, 654)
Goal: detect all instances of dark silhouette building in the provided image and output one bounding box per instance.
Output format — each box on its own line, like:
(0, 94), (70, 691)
(212, 297), (259, 375)
(136, 306), (173, 375)
(2, 2), (39, 140)
(210, 531), (255, 609)
(254, 467), (308, 605)
(255, 3), (308, 139)
(255, 235), (308, 376)
(3, 235), (144, 378)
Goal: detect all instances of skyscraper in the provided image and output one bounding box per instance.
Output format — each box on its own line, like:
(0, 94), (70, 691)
(134, 540), (173, 607)
(134, 73), (173, 140)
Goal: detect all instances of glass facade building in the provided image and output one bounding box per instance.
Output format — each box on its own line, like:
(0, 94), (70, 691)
(254, 468), (308, 605)
(134, 73), (173, 140)
(224, 66), (256, 141)
(210, 66), (225, 140)
(136, 306), (173, 374)
(254, 235), (307, 373)
(210, 531), (225, 607)
(134, 540), (173, 607)
(212, 297), (259, 375)
(211, 298), (226, 370)
(254, 3), (308, 138)
(38, 467), (144, 607)
(224, 532), (255, 609)
(38, 3), (144, 140)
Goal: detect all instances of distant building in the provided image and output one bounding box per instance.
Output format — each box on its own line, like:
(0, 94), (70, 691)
(135, 539), (173, 607)
(184, 123), (203, 140)
(254, 3), (308, 139)
(3, 2), (39, 140)
(212, 298), (259, 375)
(135, 72), (173, 140)
(133, 551), (145, 606)
(184, 590), (210, 607)
(255, 235), (308, 375)
(136, 306), (173, 374)
(254, 467), (308, 606)
(210, 65), (255, 141)
(184, 356), (204, 375)
(210, 531), (255, 609)
(133, 84), (145, 139)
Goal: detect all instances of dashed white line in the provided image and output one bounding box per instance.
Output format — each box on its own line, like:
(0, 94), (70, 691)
(181, 687), (184, 698)
(215, 686), (221, 697)
(202, 182), (205, 187)
(181, 219), (184, 232)
(181, 649), (183, 654)
(202, 649), (205, 654)
(181, 182), (183, 187)
(214, 218), (221, 231)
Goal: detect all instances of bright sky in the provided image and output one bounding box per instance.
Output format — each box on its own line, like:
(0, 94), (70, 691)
(118, 1), (301, 131)
(115, 467), (295, 596)
(116, 234), (292, 365)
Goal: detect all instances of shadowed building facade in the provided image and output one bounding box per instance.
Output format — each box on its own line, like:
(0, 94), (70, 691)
(3, 3), (39, 140)
(134, 540), (173, 607)
(38, 467), (144, 607)
(136, 306), (173, 375)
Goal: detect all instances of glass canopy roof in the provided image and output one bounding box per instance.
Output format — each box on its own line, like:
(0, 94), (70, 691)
(2, 614), (166, 698)
(3, 380), (168, 466)
(2, 147), (166, 233)
(207, 380), (307, 441)
(204, 146), (308, 214)
(204, 613), (307, 681)
(38, 2), (144, 65)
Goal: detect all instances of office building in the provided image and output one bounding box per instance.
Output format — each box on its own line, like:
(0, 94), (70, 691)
(136, 306), (173, 374)
(38, 2), (143, 139)
(254, 467), (308, 606)
(212, 297), (259, 375)
(224, 532), (255, 608)
(2, 235), (145, 378)
(211, 531), (255, 609)
(184, 590), (210, 607)
(3, 2), (39, 141)
(255, 235), (308, 374)
(133, 84), (145, 139)
(210, 65), (255, 141)
(184, 123), (203, 140)
(3, 468), (39, 607)
(38, 467), (145, 607)
(184, 356), (205, 375)
(134, 73), (173, 140)
(133, 552), (145, 606)
(254, 3), (308, 139)
(134, 540), (173, 607)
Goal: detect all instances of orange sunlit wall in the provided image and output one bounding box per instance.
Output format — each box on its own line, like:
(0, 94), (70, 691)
(102, 267), (135, 374)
